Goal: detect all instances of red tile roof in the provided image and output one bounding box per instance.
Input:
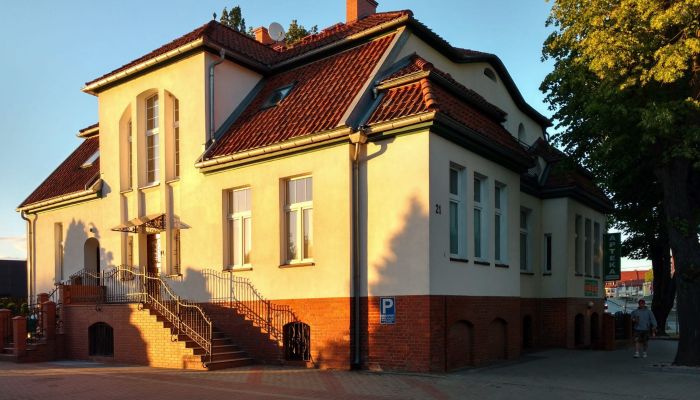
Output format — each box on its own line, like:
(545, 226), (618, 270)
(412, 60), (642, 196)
(85, 12), (410, 88)
(19, 136), (100, 208)
(206, 34), (394, 158)
(368, 56), (527, 160)
(529, 138), (612, 210)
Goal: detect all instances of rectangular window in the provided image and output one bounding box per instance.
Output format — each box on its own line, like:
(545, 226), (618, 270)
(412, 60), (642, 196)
(146, 94), (159, 184)
(494, 183), (506, 263)
(585, 218), (592, 276)
(285, 176), (313, 263)
(449, 166), (465, 258)
(54, 223), (63, 283)
(520, 209), (530, 271)
(593, 222), (601, 277)
(173, 98), (180, 178)
(544, 233), (552, 273)
(227, 188), (252, 269)
(575, 215), (582, 274)
(127, 119), (133, 189)
(473, 175), (487, 260)
(171, 230), (181, 275)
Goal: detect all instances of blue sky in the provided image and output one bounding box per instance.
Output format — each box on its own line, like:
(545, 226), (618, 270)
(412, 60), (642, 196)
(0, 0), (649, 269)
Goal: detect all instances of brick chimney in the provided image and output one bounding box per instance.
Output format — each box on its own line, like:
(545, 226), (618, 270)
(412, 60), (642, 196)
(347, 0), (378, 22)
(253, 26), (273, 45)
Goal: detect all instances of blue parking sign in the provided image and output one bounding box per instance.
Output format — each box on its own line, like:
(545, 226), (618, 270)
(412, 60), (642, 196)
(380, 297), (395, 324)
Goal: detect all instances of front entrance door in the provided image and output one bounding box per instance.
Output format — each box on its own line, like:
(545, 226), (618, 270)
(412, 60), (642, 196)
(146, 234), (161, 299)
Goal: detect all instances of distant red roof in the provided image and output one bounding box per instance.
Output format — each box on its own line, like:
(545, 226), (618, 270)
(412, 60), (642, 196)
(19, 137), (100, 208)
(206, 34), (395, 158)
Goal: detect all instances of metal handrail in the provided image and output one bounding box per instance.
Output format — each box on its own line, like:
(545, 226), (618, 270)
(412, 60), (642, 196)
(203, 268), (298, 343)
(65, 266), (212, 363)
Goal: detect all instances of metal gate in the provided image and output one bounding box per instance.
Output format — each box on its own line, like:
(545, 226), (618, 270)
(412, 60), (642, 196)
(283, 322), (310, 361)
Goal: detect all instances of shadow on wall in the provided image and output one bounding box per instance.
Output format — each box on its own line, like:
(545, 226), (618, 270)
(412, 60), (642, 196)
(61, 219), (113, 283)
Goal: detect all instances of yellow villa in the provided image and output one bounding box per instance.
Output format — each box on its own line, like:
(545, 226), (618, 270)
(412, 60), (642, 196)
(16, 1), (612, 371)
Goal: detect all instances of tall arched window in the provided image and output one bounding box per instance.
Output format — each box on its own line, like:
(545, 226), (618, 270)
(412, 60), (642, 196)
(89, 322), (114, 356)
(145, 94), (160, 184)
(517, 123), (526, 143)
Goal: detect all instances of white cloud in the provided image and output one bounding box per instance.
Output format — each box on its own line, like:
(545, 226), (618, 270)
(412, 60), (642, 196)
(0, 236), (27, 260)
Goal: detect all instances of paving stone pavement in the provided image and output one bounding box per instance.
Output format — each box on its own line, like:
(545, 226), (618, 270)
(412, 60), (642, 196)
(1, 340), (698, 400)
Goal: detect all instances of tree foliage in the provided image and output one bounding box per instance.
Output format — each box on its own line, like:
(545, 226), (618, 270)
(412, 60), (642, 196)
(542, 0), (700, 364)
(285, 20), (318, 45)
(220, 5), (247, 33)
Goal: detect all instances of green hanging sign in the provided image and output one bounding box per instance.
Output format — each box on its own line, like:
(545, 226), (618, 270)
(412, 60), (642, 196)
(603, 232), (621, 281)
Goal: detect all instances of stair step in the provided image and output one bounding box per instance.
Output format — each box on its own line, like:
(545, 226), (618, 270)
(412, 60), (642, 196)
(191, 344), (242, 355)
(210, 351), (248, 362)
(205, 357), (254, 370)
(0, 353), (17, 362)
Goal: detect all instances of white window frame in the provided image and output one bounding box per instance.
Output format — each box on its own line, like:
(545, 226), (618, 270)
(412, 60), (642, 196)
(227, 187), (252, 270)
(494, 183), (507, 263)
(593, 222), (601, 277)
(145, 94), (160, 185)
(520, 208), (531, 271)
(284, 176), (313, 264)
(449, 165), (466, 259)
(585, 218), (592, 276)
(544, 233), (552, 273)
(473, 174), (488, 261)
(173, 97), (180, 179)
(127, 119), (133, 189)
(574, 215), (583, 275)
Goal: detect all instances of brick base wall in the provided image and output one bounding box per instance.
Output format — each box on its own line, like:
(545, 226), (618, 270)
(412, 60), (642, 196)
(62, 304), (204, 370)
(59, 296), (604, 372)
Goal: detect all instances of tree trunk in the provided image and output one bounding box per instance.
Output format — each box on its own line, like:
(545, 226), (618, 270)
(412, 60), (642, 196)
(649, 231), (675, 336)
(657, 159), (700, 366)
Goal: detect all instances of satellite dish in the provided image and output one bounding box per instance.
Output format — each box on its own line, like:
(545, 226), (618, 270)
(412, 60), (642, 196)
(268, 22), (286, 42)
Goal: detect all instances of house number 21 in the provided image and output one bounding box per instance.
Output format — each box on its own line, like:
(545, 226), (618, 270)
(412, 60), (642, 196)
(435, 204), (442, 214)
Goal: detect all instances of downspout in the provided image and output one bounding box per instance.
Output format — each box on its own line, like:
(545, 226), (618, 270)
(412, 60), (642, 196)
(350, 128), (368, 368)
(208, 48), (226, 144)
(20, 211), (34, 305)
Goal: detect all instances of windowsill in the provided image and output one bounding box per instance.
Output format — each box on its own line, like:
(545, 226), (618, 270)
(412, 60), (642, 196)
(593, 275), (601, 279)
(474, 260), (490, 266)
(166, 178), (180, 184)
(224, 266), (253, 272)
(520, 271), (534, 275)
(279, 261), (315, 269)
(139, 182), (160, 190)
(495, 263), (510, 269)
(575, 273), (584, 277)
(449, 257), (469, 263)
(165, 274), (183, 280)
(542, 272), (552, 276)
(120, 188), (134, 194)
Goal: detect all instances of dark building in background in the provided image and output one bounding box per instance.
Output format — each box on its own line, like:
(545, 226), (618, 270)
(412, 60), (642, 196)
(0, 260), (27, 299)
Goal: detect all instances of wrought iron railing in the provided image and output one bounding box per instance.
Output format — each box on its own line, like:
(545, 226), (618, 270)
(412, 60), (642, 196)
(203, 269), (298, 343)
(65, 266), (212, 363)
(1, 314), (12, 347)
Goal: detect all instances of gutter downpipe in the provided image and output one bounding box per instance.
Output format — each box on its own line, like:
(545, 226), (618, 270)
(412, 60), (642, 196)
(350, 128), (368, 368)
(208, 48), (226, 144)
(20, 211), (34, 305)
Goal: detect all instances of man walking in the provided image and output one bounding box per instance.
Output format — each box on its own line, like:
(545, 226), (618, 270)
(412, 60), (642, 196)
(631, 299), (657, 358)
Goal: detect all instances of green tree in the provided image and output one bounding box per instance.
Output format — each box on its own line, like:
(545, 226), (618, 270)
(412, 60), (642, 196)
(542, 0), (700, 365)
(219, 5), (247, 33)
(286, 19), (318, 45)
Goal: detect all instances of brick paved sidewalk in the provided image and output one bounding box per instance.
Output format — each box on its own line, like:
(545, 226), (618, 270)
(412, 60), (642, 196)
(0, 340), (697, 400)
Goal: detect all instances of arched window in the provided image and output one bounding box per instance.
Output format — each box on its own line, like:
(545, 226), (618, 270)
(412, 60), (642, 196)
(283, 322), (310, 361)
(89, 322), (114, 356)
(483, 67), (497, 82)
(145, 94), (160, 184)
(517, 123), (526, 143)
(447, 320), (474, 370)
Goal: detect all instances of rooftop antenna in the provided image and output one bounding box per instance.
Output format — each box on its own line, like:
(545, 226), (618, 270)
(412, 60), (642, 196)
(268, 22), (286, 42)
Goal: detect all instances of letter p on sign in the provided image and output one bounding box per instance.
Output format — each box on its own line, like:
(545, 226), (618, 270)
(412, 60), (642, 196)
(380, 296), (395, 324)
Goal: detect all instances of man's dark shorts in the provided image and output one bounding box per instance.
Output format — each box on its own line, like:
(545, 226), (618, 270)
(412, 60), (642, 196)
(634, 330), (650, 343)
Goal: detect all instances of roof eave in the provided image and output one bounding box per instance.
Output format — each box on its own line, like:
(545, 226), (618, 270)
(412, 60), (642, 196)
(16, 179), (102, 213)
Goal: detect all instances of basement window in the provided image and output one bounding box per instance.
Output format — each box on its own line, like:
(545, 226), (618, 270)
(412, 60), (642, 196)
(261, 84), (294, 109)
(81, 150), (99, 168)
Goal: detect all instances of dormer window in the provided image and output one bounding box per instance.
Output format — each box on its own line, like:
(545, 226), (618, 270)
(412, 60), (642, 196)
(81, 150), (99, 168)
(483, 67), (497, 82)
(262, 84), (294, 109)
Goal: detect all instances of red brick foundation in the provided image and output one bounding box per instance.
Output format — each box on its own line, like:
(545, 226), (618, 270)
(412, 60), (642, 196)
(58, 296), (604, 372)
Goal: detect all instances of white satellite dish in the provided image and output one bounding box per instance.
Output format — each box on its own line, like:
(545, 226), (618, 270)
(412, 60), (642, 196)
(268, 22), (286, 42)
